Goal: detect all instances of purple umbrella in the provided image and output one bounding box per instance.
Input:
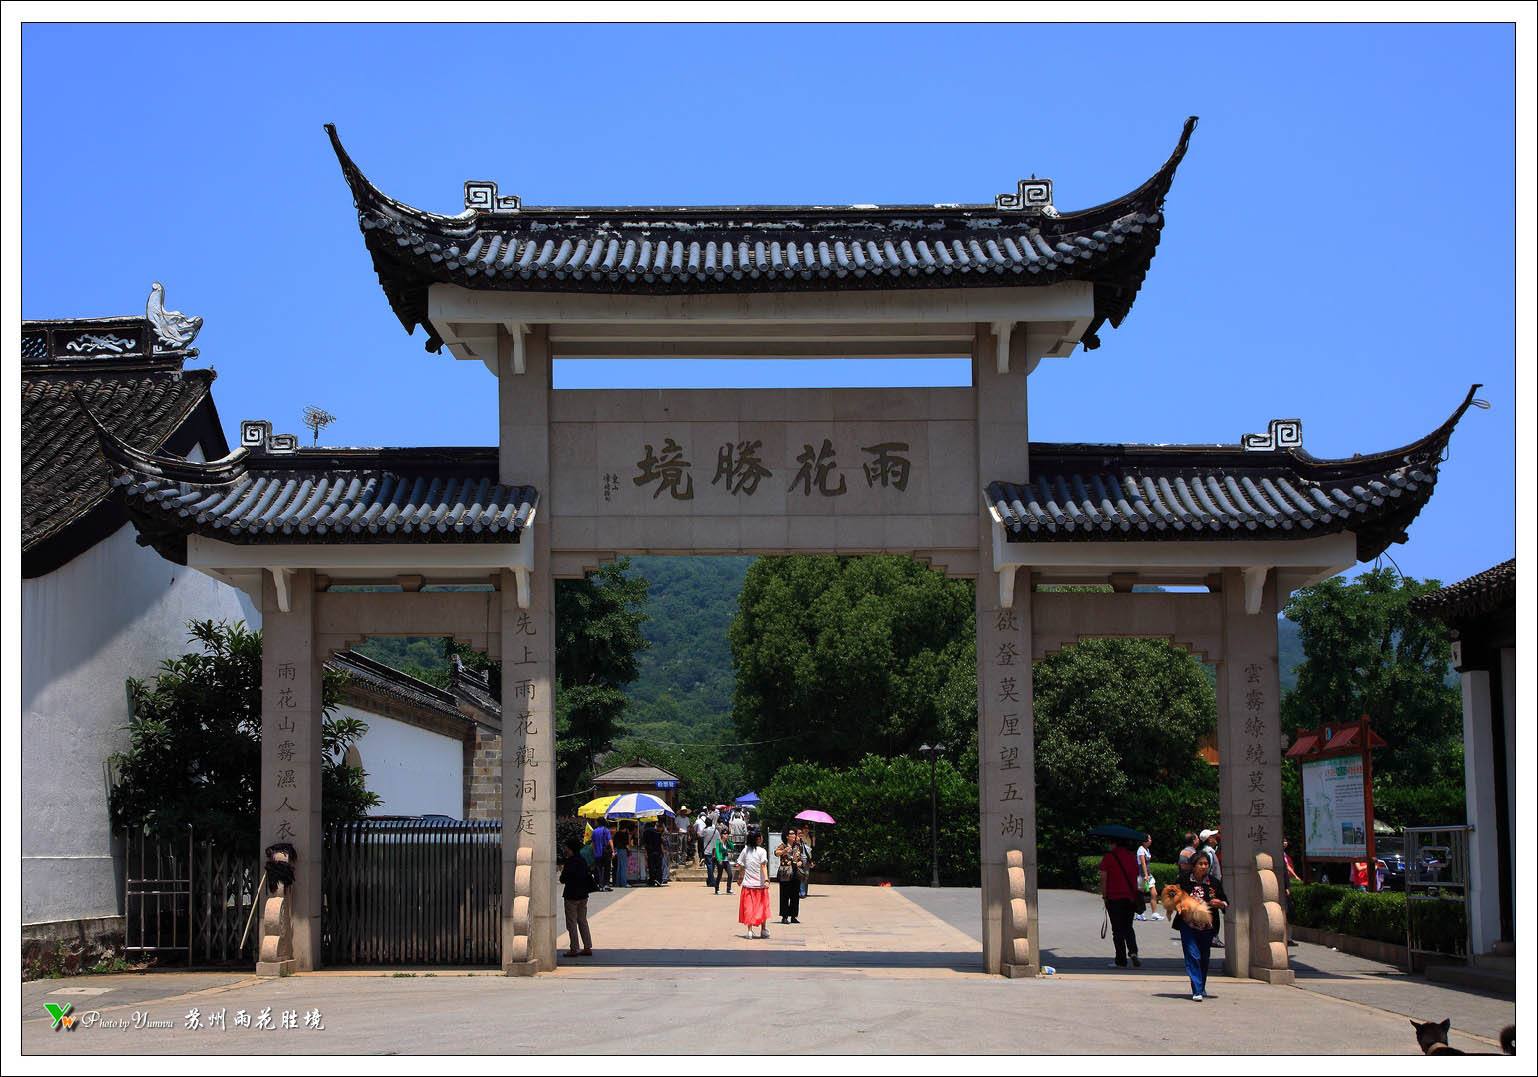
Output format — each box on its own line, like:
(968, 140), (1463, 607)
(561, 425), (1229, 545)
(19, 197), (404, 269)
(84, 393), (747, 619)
(795, 810), (836, 825)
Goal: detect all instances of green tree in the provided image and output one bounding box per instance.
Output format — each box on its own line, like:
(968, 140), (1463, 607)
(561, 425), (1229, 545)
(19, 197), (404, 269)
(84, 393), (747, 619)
(1032, 637), (1218, 883)
(759, 755), (979, 884)
(108, 620), (378, 851)
(729, 555), (976, 783)
(1281, 567), (1463, 827)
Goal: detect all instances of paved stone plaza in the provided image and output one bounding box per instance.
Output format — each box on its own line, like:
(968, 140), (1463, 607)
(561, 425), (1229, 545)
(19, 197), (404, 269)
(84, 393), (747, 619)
(22, 887), (1514, 1055)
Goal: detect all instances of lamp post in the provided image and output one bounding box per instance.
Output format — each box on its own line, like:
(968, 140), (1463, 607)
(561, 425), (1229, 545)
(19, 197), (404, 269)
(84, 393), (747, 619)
(918, 743), (945, 888)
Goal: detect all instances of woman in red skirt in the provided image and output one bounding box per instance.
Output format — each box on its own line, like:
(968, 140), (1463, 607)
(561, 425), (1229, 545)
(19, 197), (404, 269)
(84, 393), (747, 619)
(735, 828), (771, 939)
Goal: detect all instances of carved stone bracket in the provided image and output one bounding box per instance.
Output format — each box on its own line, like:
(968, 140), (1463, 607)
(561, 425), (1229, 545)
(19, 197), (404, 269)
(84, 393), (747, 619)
(1001, 848), (1037, 978)
(255, 844), (296, 976)
(505, 845), (537, 976)
(1250, 852), (1295, 984)
(1241, 418), (1302, 453)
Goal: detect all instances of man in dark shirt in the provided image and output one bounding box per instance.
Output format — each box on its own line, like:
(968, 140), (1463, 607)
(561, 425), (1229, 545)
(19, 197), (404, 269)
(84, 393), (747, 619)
(559, 839), (598, 957)
(642, 822), (665, 886)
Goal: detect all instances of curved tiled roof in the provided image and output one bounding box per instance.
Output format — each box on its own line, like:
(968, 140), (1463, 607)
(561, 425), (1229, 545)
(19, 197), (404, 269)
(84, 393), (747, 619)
(1410, 559), (1516, 623)
(22, 319), (223, 576)
(328, 118), (1196, 352)
(88, 422), (538, 564)
(988, 387), (1480, 562)
(330, 649), (468, 724)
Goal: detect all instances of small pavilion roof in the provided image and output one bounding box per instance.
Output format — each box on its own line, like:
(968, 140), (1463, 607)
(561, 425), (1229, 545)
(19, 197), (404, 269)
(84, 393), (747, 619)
(593, 759), (681, 785)
(89, 416), (537, 565)
(1409, 558), (1516, 624)
(328, 118), (1197, 352)
(987, 387), (1478, 562)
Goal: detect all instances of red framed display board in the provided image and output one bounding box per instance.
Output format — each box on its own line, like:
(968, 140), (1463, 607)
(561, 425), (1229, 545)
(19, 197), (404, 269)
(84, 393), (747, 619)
(1285, 715), (1387, 888)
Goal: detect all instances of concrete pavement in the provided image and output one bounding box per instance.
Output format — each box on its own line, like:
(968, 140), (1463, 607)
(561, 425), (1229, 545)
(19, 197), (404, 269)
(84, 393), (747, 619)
(21, 886), (1516, 1055)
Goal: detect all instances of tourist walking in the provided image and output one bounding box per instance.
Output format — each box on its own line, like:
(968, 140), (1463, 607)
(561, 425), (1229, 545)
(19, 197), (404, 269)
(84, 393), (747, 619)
(559, 838), (598, 957)
(642, 821), (664, 886)
(613, 823), (632, 888)
(774, 826), (806, 924)
(1174, 851), (1228, 1001)
(735, 828), (771, 938)
(1199, 828), (1221, 880)
(702, 815), (722, 889)
(713, 822), (735, 895)
(1135, 833), (1161, 921)
(1177, 831), (1200, 875)
(799, 827), (814, 898)
(1098, 837), (1142, 968)
(592, 820), (614, 891)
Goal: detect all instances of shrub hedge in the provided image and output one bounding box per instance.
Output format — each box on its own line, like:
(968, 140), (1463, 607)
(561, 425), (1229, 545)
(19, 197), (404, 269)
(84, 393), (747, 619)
(1286, 883), (1466, 955)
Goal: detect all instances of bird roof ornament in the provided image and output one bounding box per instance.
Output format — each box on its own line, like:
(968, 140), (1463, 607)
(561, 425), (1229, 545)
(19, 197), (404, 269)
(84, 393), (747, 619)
(147, 282), (203, 354)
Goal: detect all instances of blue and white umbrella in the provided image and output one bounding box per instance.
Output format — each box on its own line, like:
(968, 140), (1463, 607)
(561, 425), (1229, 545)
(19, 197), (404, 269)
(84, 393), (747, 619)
(603, 792), (675, 819)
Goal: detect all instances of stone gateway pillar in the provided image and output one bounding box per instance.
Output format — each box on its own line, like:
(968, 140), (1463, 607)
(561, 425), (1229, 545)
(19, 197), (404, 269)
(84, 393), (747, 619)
(1217, 567), (1292, 983)
(973, 326), (1038, 977)
(501, 326), (559, 974)
(258, 568), (324, 971)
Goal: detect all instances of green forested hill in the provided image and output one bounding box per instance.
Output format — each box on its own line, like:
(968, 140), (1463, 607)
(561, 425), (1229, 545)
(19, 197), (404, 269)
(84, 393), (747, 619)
(621, 556), (752, 744)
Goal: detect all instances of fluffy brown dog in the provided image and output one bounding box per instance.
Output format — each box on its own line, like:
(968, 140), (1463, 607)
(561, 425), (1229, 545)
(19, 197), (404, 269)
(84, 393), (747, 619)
(1160, 884), (1213, 930)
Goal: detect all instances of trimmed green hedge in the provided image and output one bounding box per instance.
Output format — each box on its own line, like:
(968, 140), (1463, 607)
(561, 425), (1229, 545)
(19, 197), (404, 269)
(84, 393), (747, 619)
(1287, 883), (1466, 955)
(1075, 855), (1180, 893)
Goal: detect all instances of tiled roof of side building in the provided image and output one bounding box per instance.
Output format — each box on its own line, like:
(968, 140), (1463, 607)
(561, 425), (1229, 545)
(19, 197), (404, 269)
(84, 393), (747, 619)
(987, 387), (1480, 563)
(327, 118), (1196, 353)
(22, 314), (224, 577)
(1409, 558), (1516, 623)
(87, 419), (538, 566)
(329, 649), (468, 724)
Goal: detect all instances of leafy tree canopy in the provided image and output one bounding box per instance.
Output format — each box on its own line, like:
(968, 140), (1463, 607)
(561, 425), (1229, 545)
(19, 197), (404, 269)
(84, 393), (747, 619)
(1033, 637), (1219, 882)
(1281, 567), (1463, 826)
(729, 555), (976, 784)
(109, 620), (378, 850)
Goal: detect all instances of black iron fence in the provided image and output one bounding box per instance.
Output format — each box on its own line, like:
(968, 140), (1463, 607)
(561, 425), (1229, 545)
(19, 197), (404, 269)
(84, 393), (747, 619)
(123, 827), (260, 965)
(323, 819), (502, 966)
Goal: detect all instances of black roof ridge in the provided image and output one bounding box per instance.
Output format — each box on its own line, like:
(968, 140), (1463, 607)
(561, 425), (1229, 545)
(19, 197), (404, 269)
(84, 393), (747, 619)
(326, 118), (1196, 224)
(23, 356), (205, 375)
(331, 648), (460, 706)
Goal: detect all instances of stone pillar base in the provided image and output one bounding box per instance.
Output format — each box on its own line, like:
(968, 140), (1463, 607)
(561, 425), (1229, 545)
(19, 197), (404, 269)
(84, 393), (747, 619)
(255, 959), (296, 977)
(1252, 967), (1295, 985)
(1001, 963), (1039, 979)
(503, 960), (539, 977)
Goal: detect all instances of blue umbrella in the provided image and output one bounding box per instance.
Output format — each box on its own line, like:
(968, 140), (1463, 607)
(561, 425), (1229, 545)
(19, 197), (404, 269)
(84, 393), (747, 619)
(734, 792), (761, 806)
(604, 792), (675, 818)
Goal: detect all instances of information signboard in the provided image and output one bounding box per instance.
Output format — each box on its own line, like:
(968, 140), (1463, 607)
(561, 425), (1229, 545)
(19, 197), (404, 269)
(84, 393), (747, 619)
(1301, 755), (1369, 859)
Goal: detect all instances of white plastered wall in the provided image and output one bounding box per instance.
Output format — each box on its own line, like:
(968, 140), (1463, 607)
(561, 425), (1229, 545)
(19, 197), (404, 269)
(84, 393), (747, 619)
(341, 703), (465, 818)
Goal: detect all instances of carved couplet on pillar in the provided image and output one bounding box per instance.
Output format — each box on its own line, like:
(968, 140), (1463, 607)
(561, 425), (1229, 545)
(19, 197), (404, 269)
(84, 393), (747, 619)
(979, 585), (1038, 976)
(260, 568), (322, 971)
(1218, 566), (1288, 982)
(502, 569), (556, 974)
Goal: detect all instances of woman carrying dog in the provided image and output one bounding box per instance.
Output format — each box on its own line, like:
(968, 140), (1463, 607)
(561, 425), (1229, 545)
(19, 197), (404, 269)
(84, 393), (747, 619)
(1172, 852), (1228, 1001)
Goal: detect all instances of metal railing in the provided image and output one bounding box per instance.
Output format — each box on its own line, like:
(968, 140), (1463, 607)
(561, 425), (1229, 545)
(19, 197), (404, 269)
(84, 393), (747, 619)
(323, 818), (502, 966)
(123, 827), (259, 964)
(1404, 824), (1472, 963)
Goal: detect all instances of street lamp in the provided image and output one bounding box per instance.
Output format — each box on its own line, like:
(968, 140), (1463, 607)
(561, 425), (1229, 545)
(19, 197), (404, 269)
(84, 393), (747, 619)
(918, 743), (945, 888)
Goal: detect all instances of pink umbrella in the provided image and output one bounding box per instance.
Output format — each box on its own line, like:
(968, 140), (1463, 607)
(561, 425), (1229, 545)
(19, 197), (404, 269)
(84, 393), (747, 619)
(795, 810), (836, 825)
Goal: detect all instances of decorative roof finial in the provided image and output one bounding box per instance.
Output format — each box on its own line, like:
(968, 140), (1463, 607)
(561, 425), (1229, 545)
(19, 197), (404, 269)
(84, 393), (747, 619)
(147, 282), (203, 353)
(1241, 418), (1303, 452)
(464, 180), (521, 214)
(995, 177), (1055, 215)
(240, 419), (299, 456)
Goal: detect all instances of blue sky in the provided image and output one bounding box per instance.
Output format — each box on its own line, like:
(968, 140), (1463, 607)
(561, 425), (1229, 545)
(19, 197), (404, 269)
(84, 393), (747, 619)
(21, 22), (1515, 585)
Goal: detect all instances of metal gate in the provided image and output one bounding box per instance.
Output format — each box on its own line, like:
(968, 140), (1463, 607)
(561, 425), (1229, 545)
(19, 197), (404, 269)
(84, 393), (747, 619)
(322, 819), (502, 966)
(123, 827), (260, 964)
(1405, 824), (1472, 963)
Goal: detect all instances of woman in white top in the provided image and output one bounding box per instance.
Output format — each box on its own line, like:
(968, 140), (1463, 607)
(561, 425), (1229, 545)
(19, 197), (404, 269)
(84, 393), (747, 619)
(735, 829), (772, 939)
(1136, 833), (1161, 920)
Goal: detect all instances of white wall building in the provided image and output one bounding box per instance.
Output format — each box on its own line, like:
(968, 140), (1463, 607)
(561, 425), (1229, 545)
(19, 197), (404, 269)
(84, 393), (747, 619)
(21, 307), (255, 942)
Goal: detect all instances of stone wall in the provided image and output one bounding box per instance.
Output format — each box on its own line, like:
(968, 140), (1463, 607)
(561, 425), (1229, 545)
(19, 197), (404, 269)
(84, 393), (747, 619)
(464, 726), (502, 821)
